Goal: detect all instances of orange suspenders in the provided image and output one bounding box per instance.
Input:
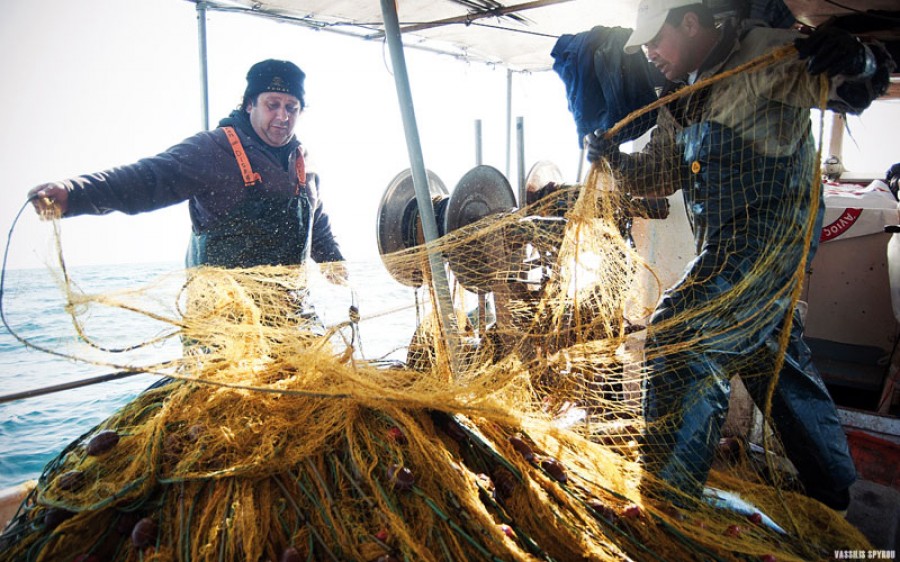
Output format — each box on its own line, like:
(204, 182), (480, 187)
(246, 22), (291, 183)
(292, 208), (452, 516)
(223, 126), (261, 187)
(222, 126), (307, 194)
(294, 150), (306, 193)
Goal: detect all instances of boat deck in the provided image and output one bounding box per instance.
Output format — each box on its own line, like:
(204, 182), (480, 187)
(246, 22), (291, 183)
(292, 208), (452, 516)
(833, 400), (900, 552)
(848, 479), (900, 553)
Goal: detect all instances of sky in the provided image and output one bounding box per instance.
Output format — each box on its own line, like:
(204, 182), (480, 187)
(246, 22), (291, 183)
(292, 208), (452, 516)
(1, 0), (898, 270)
(0, 0), (582, 269)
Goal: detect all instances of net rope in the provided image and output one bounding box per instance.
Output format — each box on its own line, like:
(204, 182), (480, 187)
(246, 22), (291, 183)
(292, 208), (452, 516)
(0, 44), (872, 561)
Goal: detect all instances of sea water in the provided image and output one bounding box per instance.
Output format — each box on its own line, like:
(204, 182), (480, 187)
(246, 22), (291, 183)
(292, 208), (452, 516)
(0, 260), (417, 489)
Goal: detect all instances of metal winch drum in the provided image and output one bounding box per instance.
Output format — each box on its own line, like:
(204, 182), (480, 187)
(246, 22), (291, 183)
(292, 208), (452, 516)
(376, 165), (517, 291)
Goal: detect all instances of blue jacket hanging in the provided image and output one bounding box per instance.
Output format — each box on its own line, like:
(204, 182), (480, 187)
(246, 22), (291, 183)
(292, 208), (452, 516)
(551, 26), (662, 148)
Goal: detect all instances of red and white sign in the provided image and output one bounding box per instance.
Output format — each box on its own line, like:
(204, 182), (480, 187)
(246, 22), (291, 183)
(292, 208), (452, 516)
(820, 180), (899, 242)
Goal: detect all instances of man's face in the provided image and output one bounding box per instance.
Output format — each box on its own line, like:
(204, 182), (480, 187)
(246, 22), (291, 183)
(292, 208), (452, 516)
(643, 15), (698, 81)
(247, 92), (302, 147)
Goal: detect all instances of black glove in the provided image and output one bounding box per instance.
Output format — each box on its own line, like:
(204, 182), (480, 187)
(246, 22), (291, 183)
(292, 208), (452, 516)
(827, 40), (895, 114)
(795, 27), (869, 77)
(887, 163), (900, 199)
(585, 129), (619, 164)
(887, 163), (900, 183)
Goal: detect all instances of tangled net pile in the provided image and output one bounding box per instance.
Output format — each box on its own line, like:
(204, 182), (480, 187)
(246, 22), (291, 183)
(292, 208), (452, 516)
(0, 46), (872, 561)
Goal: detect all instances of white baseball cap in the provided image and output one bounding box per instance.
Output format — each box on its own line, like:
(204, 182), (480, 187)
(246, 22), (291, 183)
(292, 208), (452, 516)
(623, 0), (700, 54)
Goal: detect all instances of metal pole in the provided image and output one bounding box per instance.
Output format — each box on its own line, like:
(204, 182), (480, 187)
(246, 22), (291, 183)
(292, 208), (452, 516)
(475, 119), (483, 166)
(829, 112), (845, 161)
(197, 2), (211, 131)
(505, 69), (513, 180)
(474, 118), (486, 334)
(577, 145), (586, 183)
(379, 0), (460, 373)
(0, 370), (149, 404)
(516, 116), (526, 206)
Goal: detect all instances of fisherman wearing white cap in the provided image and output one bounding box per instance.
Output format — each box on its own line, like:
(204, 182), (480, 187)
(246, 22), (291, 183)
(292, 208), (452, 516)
(586, 0), (895, 513)
(622, 0), (701, 54)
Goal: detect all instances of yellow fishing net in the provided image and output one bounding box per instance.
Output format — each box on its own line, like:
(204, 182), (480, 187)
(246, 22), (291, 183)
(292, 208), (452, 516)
(0, 45), (873, 561)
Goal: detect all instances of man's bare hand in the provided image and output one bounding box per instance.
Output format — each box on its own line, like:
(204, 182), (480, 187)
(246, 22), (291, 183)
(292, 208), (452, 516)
(27, 182), (69, 220)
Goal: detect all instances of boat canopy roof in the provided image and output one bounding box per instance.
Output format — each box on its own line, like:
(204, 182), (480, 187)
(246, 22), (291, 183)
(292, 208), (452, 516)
(191, 0), (640, 72)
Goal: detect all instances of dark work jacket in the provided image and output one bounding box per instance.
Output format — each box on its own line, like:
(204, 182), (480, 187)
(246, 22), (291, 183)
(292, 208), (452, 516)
(63, 117), (344, 268)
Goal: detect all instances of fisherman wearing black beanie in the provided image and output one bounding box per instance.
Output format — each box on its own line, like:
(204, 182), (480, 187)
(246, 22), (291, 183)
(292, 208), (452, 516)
(221, 59), (308, 170)
(241, 59), (306, 111)
(28, 58), (346, 279)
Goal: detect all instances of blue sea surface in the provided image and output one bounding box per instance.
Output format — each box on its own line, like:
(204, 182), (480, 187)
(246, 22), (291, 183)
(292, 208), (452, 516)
(0, 260), (416, 489)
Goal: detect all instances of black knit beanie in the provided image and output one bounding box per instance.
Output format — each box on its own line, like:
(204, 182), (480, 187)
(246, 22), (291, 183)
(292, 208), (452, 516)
(243, 59), (306, 108)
